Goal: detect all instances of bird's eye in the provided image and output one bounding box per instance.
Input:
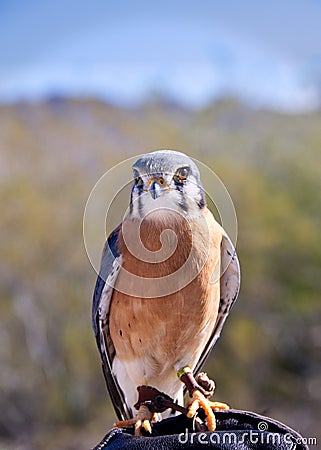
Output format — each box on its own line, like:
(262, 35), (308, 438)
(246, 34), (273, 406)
(173, 167), (189, 184)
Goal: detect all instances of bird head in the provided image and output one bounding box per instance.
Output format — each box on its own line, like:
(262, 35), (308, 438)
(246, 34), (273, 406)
(129, 150), (206, 219)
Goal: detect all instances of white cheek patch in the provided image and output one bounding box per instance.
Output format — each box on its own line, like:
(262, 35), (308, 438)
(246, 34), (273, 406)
(186, 178), (202, 202)
(142, 190), (181, 216)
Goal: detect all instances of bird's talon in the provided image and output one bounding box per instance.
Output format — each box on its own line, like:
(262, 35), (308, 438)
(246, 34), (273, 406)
(151, 413), (160, 422)
(134, 418), (153, 436)
(114, 405), (155, 435)
(114, 418), (137, 428)
(134, 404), (154, 435)
(209, 401), (230, 411)
(143, 419), (152, 434)
(135, 419), (142, 435)
(188, 389), (217, 431)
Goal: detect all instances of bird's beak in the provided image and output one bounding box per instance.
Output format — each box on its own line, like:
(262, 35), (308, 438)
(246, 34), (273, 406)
(147, 177), (169, 200)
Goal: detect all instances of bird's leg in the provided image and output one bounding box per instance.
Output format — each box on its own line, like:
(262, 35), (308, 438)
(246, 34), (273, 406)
(134, 404), (155, 435)
(177, 367), (230, 432)
(195, 371), (230, 411)
(114, 405), (158, 435)
(114, 385), (171, 435)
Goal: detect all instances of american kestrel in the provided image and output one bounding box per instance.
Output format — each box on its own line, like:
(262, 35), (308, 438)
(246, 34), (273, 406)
(92, 150), (240, 433)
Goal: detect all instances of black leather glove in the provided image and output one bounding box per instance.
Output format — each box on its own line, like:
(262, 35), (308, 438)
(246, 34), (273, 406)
(93, 409), (309, 449)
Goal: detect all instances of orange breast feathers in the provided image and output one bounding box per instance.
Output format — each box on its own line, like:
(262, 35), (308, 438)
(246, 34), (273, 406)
(109, 207), (223, 370)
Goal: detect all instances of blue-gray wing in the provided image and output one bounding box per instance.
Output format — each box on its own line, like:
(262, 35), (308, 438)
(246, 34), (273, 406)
(194, 231), (241, 375)
(92, 225), (132, 421)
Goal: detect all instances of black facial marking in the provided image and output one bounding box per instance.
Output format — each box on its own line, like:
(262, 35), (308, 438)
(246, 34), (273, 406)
(197, 187), (206, 208)
(138, 190), (143, 216)
(131, 177), (144, 215)
(178, 190), (188, 213)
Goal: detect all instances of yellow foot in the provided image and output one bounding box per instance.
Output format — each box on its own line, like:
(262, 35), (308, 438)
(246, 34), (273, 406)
(114, 405), (158, 436)
(188, 389), (230, 432)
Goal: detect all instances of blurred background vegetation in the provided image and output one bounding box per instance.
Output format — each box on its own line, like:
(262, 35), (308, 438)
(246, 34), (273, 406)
(0, 96), (320, 449)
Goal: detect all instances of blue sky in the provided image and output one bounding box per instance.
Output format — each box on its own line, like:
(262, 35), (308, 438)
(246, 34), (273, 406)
(0, 1), (320, 111)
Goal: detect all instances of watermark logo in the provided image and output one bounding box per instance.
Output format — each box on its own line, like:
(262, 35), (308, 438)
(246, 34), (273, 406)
(177, 424), (318, 448)
(258, 420), (269, 431)
(83, 153), (238, 297)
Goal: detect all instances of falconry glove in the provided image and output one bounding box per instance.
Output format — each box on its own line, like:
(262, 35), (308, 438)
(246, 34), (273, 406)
(92, 409), (309, 450)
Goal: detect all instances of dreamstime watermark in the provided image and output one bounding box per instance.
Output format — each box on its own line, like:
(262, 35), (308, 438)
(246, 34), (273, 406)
(83, 153), (238, 298)
(177, 421), (318, 448)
